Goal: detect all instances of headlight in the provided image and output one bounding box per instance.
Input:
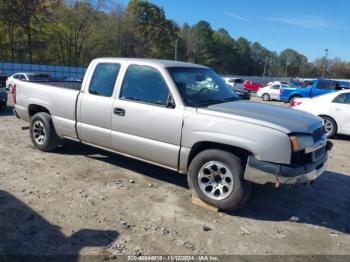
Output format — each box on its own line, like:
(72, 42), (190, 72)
(290, 134), (314, 152)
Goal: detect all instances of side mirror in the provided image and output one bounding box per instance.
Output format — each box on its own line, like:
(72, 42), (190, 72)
(167, 95), (176, 109)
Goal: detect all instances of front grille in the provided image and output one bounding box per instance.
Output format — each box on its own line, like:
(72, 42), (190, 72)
(312, 127), (325, 142)
(313, 146), (326, 162)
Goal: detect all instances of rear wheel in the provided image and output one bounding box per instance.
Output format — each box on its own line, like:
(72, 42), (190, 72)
(262, 93), (270, 101)
(30, 112), (60, 151)
(188, 149), (250, 211)
(289, 96), (301, 105)
(321, 116), (337, 138)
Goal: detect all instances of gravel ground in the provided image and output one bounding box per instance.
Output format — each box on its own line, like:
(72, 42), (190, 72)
(0, 93), (349, 258)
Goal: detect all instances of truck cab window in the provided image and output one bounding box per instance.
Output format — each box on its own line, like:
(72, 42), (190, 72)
(316, 81), (334, 90)
(89, 63), (120, 97)
(120, 65), (170, 106)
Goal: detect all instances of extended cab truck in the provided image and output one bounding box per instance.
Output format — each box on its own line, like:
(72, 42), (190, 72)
(280, 79), (350, 104)
(14, 58), (333, 211)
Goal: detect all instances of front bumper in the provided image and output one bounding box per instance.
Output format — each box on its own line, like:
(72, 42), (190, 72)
(244, 141), (333, 185)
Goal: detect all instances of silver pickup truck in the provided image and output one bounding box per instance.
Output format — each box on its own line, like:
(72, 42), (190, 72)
(14, 58), (332, 211)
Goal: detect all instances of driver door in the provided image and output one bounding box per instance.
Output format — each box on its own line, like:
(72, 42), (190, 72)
(111, 64), (183, 169)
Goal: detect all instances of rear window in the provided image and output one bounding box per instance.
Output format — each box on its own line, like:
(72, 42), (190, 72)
(89, 63), (121, 97)
(28, 74), (51, 81)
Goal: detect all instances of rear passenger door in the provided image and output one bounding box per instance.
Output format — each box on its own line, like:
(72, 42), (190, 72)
(111, 64), (183, 169)
(312, 81), (335, 97)
(77, 62), (121, 148)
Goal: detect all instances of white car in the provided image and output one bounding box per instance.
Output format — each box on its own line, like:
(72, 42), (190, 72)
(6, 73), (51, 91)
(267, 80), (290, 86)
(222, 77), (244, 89)
(291, 90), (350, 137)
(257, 84), (289, 101)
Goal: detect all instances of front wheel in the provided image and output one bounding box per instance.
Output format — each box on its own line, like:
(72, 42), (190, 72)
(188, 149), (250, 211)
(30, 112), (60, 151)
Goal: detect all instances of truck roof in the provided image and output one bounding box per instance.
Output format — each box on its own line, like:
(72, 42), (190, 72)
(92, 58), (209, 69)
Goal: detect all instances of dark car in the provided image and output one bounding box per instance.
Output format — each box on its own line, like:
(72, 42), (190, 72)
(230, 85), (251, 100)
(0, 73), (8, 87)
(0, 87), (8, 111)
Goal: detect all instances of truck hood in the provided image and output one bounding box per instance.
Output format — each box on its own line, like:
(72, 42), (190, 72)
(197, 101), (323, 134)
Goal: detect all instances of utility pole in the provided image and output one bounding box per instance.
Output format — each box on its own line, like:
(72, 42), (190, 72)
(174, 39), (178, 61)
(322, 48), (329, 78)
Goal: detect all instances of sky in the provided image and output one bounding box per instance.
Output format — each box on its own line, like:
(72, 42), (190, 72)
(123, 0), (350, 62)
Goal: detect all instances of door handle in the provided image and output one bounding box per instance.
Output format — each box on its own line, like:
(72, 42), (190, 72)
(113, 107), (125, 116)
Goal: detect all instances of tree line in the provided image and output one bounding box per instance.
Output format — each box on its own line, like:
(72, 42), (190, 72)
(1, 0), (349, 78)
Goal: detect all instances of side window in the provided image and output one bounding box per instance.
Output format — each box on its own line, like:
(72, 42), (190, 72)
(89, 63), (120, 97)
(120, 65), (170, 106)
(316, 81), (333, 90)
(13, 74), (19, 79)
(271, 85), (280, 90)
(333, 93), (350, 104)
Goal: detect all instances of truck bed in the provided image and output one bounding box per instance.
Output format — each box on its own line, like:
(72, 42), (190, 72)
(14, 80), (81, 140)
(29, 81), (82, 91)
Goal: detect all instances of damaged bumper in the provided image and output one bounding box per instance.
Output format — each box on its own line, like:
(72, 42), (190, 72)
(244, 141), (333, 185)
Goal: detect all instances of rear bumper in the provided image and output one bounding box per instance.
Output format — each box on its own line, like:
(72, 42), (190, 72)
(244, 141), (333, 185)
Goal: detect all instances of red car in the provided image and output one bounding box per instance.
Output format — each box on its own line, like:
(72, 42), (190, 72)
(243, 80), (264, 92)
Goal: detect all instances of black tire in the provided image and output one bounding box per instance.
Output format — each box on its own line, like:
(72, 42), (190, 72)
(30, 112), (60, 152)
(188, 149), (249, 211)
(0, 103), (5, 112)
(320, 116), (337, 138)
(262, 93), (270, 101)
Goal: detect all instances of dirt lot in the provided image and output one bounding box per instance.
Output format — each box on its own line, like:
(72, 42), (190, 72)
(0, 93), (349, 258)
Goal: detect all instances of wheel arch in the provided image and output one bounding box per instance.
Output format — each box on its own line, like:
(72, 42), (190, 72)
(288, 93), (302, 101)
(28, 104), (51, 118)
(187, 141), (253, 169)
(318, 114), (338, 129)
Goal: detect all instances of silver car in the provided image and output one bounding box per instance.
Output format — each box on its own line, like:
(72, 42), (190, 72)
(14, 58), (332, 211)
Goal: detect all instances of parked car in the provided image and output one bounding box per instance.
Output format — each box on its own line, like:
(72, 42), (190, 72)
(291, 90), (350, 138)
(6, 73), (52, 91)
(0, 86), (8, 111)
(231, 85), (250, 100)
(280, 79), (349, 104)
(0, 73), (8, 88)
(257, 84), (289, 101)
(13, 58), (332, 211)
(63, 76), (83, 82)
(243, 80), (264, 92)
(267, 80), (290, 86)
(223, 77), (244, 89)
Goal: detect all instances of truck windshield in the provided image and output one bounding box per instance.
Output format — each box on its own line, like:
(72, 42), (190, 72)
(167, 67), (239, 107)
